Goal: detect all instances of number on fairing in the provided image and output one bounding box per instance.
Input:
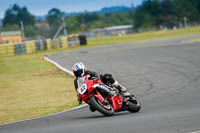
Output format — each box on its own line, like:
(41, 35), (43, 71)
(78, 83), (87, 94)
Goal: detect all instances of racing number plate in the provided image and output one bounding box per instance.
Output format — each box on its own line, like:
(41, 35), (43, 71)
(78, 83), (87, 94)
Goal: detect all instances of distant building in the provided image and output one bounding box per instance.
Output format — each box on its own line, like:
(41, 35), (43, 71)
(104, 25), (133, 36)
(81, 25), (133, 38)
(0, 31), (22, 44)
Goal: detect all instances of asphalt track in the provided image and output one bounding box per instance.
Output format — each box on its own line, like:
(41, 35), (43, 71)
(1, 35), (200, 133)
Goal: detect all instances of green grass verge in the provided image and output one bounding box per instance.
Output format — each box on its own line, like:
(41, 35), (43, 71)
(0, 54), (77, 124)
(87, 26), (200, 47)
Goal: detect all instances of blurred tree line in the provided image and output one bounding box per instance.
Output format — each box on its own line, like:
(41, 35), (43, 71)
(2, 4), (36, 38)
(46, 8), (133, 36)
(1, 0), (200, 40)
(134, 0), (200, 31)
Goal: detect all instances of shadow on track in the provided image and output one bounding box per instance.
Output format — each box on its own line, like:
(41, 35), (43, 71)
(73, 111), (140, 120)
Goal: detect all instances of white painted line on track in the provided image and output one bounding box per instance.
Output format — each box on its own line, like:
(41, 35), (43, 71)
(43, 56), (74, 76)
(0, 56), (88, 126)
(0, 104), (87, 126)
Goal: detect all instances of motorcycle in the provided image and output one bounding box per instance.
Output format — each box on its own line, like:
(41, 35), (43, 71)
(77, 75), (141, 116)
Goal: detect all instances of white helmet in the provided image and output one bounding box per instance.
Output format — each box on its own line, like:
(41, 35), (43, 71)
(72, 62), (86, 77)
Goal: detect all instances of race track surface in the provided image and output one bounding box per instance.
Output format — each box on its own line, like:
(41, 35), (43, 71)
(1, 36), (200, 133)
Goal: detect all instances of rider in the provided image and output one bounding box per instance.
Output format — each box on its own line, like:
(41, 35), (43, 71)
(72, 62), (132, 110)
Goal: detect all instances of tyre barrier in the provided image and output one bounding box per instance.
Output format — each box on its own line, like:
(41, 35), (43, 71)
(0, 36), (68, 56)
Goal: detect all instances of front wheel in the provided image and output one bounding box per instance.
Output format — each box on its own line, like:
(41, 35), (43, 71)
(89, 96), (115, 116)
(127, 99), (141, 113)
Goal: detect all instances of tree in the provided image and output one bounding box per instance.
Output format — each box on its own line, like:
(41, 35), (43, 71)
(133, 0), (200, 30)
(3, 9), (18, 26)
(17, 7), (35, 25)
(3, 4), (35, 26)
(1, 24), (20, 31)
(46, 8), (64, 26)
(46, 8), (64, 37)
(159, 0), (177, 28)
(141, 14), (155, 30)
(173, 0), (200, 23)
(133, 0), (158, 30)
(24, 25), (37, 38)
(65, 17), (80, 33)
(2, 4), (36, 38)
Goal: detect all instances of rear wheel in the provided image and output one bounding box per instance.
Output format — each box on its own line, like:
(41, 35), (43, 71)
(89, 96), (115, 116)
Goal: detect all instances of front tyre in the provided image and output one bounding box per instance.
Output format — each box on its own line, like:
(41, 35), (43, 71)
(89, 96), (115, 116)
(127, 99), (141, 113)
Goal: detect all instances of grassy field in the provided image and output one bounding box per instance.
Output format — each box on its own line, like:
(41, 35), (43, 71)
(0, 26), (200, 124)
(87, 26), (200, 47)
(0, 54), (77, 124)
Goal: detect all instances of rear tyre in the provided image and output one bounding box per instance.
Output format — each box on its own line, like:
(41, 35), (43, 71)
(89, 96), (115, 116)
(127, 99), (141, 113)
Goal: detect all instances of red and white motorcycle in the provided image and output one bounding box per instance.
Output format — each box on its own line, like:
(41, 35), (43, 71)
(77, 75), (141, 116)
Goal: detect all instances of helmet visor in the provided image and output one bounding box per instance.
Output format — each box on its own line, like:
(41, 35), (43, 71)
(74, 69), (83, 77)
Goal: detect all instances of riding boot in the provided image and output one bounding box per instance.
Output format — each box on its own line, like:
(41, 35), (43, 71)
(129, 94), (137, 101)
(112, 81), (130, 97)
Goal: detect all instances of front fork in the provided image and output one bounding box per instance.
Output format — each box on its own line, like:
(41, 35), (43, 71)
(88, 90), (105, 104)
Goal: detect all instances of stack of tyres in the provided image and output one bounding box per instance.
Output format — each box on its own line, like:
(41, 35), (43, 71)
(26, 41), (36, 54)
(46, 39), (52, 50)
(14, 43), (26, 55)
(58, 37), (62, 48)
(0, 45), (7, 56)
(78, 35), (87, 45)
(61, 36), (68, 49)
(7, 44), (14, 56)
(0, 37), (67, 56)
(55, 38), (60, 48)
(34, 41), (41, 51)
(39, 40), (46, 50)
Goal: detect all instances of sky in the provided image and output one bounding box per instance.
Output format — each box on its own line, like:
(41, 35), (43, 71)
(0, 0), (143, 18)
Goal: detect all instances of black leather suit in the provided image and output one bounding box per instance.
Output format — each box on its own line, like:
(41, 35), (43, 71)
(74, 70), (115, 91)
